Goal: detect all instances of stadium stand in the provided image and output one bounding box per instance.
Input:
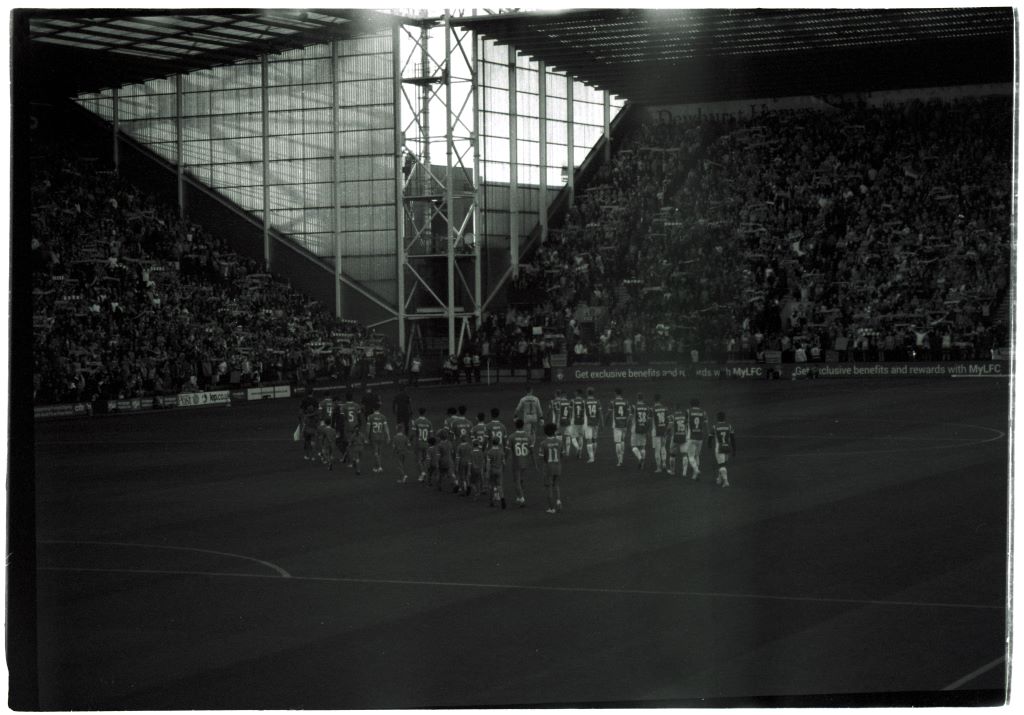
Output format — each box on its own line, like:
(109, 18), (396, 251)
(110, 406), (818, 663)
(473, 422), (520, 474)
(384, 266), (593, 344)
(489, 95), (1012, 367)
(31, 143), (401, 405)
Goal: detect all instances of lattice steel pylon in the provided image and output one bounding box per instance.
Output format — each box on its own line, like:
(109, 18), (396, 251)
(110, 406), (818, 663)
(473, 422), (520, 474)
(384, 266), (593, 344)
(396, 9), (481, 360)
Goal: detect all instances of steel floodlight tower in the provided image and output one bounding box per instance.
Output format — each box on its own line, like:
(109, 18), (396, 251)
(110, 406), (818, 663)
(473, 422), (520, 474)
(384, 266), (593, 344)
(396, 10), (481, 361)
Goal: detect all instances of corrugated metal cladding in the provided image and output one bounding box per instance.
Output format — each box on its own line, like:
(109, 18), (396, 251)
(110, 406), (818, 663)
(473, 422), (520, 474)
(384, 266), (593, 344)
(73, 30), (398, 309)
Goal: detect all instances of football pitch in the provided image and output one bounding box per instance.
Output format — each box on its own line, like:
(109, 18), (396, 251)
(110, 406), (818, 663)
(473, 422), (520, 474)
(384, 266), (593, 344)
(33, 375), (1010, 708)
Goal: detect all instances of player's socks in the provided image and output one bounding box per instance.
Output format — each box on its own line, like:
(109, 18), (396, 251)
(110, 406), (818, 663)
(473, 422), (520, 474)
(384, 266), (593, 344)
(587, 442), (595, 462)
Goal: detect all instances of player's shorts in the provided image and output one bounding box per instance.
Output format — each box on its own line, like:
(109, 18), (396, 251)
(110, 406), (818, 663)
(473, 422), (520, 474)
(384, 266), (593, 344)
(715, 451), (729, 466)
(470, 466), (482, 484)
(488, 470), (502, 487)
(583, 425), (597, 441)
(511, 458), (530, 474)
(544, 466), (561, 486)
(631, 430), (648, 447)
(675, 438), (690, 454)
(613, 427), (625, 444)
(650, 434), (664, 450)
(686, 439), (703, 458)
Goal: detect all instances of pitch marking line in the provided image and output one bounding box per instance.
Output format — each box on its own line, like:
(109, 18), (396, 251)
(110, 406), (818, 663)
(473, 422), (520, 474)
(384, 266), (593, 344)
(941, 655), (1007, 691)
(36, 565), (1002, 612)
(39, 540), (292, 578)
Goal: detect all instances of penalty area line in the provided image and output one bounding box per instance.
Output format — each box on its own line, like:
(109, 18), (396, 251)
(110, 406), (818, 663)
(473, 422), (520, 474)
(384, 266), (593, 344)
(35, 565), (1002, 612)
(941, 655), (1006, 691)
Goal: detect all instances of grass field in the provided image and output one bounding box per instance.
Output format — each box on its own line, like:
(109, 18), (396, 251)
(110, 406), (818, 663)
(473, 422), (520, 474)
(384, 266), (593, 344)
(33, 376), (1010, 708)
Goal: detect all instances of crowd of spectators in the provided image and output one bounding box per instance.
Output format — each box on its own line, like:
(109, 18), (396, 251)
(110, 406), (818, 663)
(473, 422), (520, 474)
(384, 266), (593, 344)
(487, 95), (1013, 365)
(31, 145), (400, 405)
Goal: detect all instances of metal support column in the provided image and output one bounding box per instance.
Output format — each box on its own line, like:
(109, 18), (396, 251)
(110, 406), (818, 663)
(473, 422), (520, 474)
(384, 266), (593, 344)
(175, 75), (184, 217)
(538, 60), (547, 243)
(566, 78), (575, 205)
(603, 89), (612, 162)
(112, 87), (119, 173)
(398, 13), (481, 357)
(393, 24), (407, 352)
(331, 40), (342, 319)
(508, 44), (519, 277)
(444, 12), (457, 356)
(261, 54), (271, 270)
(471, 28), (482, 327)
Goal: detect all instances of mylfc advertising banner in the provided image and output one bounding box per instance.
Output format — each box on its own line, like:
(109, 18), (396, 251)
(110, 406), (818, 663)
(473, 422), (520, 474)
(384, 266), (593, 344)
(563, 361), (1004, 382)
(176, 390), (232, 408)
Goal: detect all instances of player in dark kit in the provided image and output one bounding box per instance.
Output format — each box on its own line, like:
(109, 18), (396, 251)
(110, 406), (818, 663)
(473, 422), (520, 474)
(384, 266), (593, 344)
(630, 393), (652, 470)
(583, 387), (602, 463)
(338, 391), (363, 464)
(436, 430), (455, 492)
(569, 389), (586, 459)
(508, 418), (534, 507)
(411, 408), (433, 482)
(539, 423), (564, 514)
(468, 437), (485, 499)
(709, 412), (736, 488)
(686, 398), (709, 480)
(651, 394), (669, 474)
(609, 388), (630, 467)
(299, 396), (320, 461)
(366, 407), (391, 473)
(485, 437), (507, 509)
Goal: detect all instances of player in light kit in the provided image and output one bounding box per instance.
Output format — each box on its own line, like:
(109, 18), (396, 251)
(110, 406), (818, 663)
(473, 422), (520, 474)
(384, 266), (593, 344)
(411, 407), (433, 482)
(686, 398), (709, 480)
(651, 394), (669, 473)
(508, 418), (534, 507)
(443, 406), (458, 435)
(569, 389), (587, 459)
(583, 387), (602, 463)
(630, 393), (652, 470)
(472, 412), (489, 445)
(539, 423), (564, 514)
(366, 406), (391, 473)
(485, 436), (507, 509)
(454, 405), (473, 442)
(709, 411), (735, 488)
(515, 386), (543, 444)
(669, 402), (690, 477)
(486, 407), (506, 446)
(609, 388), (630, 467)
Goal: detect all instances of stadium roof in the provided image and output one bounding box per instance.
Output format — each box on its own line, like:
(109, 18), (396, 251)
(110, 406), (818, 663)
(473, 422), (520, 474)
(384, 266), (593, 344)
(18, 8), (1016, 104)
(453, 8), (1015, 104)
(21, 9), (405, 98)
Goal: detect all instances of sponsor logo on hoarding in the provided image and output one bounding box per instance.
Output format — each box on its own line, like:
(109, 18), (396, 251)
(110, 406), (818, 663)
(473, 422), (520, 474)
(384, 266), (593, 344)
(33, 403), (91, 419)
(177, 390), (231, 408)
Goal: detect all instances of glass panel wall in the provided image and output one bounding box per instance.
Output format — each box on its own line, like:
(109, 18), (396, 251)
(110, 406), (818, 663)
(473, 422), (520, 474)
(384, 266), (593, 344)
(76, 30), (397, 307)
